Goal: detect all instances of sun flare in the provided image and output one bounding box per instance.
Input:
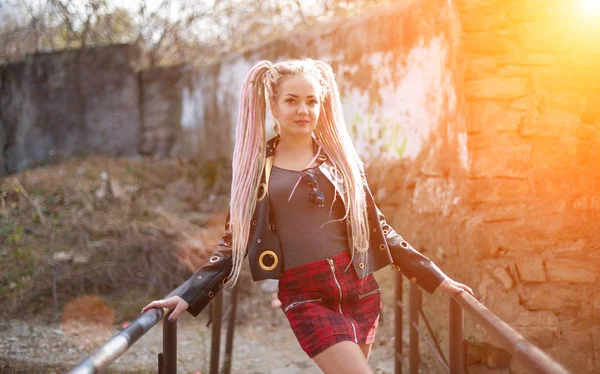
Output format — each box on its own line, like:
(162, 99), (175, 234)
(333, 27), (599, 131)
(582, 0), (600, 13)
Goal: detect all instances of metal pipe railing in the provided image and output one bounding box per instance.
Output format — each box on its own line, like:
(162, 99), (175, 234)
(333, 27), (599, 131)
(68, 307), (176, 374)
(448, 298), (463, 373)
(451, 292), (569, 374)
(395, 279), (571, 374)
(394, 272), (403, 374)
(69, 284), (239, 374)
(408, 283), (420, 374)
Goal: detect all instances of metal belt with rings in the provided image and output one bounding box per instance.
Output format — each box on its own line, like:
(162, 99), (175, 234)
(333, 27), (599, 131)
(258, 250), (278, 271)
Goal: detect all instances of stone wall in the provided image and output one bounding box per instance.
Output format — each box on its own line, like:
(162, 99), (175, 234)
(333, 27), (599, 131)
(0, 43), (189, 176)
(370, 1), (600, 372)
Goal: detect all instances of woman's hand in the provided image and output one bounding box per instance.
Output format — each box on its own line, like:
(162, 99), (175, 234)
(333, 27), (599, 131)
(141, 295), (189, 322)
(437, 277), (474, 296)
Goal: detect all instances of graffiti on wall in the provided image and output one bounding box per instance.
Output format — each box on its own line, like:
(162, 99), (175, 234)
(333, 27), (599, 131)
(349, 112), (408, 159)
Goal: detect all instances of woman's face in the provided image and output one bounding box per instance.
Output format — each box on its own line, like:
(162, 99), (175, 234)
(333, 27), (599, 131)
(272, 74), (322, 140)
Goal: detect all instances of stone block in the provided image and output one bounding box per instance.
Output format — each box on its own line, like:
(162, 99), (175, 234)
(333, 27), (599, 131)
(573, 195), (600, 210)
(482, 204), (525, 223)
(552, 239), (586, 254)
(491, 266), (514, 290)
(466, 55), (498, 81)
(456, 0), (497, 12)
(507, 0), (552, 21)
(530, 168), (594, 199)
(523, 284), (580, 311)
(527, 200), (567, 216)
(412, 178), (457, 217)
(531, 137), (590, 168)
(467, 101), (522, 134)
(466, 178), (529, 204)
(461, 10), (510, 31)
(546, 259), (597, 284)
(520, 109), (582, 137)
(464, 32), (518, 55)
(514, 309), (560, 347)
(469, 144), (531, 179)
(497, 65), (531, 77)
(465, 77), (529, 100)
(517, 21), (567, 53)
(516, 256), (546, 282)
(508, 94), (541, 111)
(532, 65), (600, 92)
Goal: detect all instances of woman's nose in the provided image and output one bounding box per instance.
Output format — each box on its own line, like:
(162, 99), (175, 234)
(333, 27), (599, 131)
(297, 104), (308, 114)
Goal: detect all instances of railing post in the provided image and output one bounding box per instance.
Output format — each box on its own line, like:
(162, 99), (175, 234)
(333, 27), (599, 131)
(408, 282), (421, 374)
(449, 298), (463, 374)
(394, 272), (404, 374)
(222, 286), (239, 374)
(163, 310), (177, 374)
(210, 291), (223, 374)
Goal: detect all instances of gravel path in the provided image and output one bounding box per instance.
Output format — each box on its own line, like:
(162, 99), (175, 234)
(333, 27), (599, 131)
(0, 302), (396, 373)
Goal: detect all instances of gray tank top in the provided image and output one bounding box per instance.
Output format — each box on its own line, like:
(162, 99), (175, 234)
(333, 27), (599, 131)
(269, 165), (349, 271)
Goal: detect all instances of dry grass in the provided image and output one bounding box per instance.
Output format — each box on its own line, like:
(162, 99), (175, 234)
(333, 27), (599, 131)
(0, 155), (232, 321)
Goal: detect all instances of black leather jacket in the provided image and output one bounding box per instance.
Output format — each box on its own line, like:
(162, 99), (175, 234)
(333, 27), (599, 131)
(169, 135), (446, 317)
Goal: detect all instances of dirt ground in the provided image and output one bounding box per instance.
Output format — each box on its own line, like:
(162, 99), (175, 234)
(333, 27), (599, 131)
(0, 156), (404, 373)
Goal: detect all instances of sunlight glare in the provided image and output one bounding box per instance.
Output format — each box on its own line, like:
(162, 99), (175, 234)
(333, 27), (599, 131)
(582, 0), (600, 13)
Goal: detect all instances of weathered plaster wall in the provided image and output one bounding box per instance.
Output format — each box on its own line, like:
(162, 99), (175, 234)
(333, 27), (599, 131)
(179, 0), (465, 174)
(0, 44), (142, 175)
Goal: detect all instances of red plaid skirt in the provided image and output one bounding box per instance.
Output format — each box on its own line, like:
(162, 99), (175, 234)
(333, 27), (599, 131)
(278, 250), (382, 358)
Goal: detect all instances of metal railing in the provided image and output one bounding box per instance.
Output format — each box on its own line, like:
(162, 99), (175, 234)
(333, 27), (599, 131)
(69, 272), (570, 373)
(68, 287), (238, 374)
(394, 273), (571, 374)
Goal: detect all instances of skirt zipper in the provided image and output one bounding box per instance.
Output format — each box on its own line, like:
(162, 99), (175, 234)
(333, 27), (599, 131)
(283, 298), (323, 313)
(328, 257), (358, 343)
(358, 288), (381, 300)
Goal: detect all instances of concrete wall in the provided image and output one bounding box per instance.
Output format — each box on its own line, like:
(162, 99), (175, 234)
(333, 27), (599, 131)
(139, 64), (186, 157)
(0, 44), (143, 175)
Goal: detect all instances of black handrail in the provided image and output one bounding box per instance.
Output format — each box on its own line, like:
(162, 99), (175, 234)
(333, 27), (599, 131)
(68, 308), (177, 374)
(394, 274), (571, 374)
(68, 286), (238, 374)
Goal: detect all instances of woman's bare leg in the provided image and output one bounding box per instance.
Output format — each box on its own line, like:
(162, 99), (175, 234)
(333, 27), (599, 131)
(312, 341), (373, 374)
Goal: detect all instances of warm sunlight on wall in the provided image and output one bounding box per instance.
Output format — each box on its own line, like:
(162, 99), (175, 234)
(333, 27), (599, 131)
(581, 0), (600, 14)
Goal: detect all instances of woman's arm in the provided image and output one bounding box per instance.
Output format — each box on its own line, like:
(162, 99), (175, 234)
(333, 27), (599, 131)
(364, 178), (473, 296)
(142, 211), (239, 320)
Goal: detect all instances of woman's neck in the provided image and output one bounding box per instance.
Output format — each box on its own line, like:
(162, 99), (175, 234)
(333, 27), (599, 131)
(276, 134), (313, 154)
(273, 134), (317, 170)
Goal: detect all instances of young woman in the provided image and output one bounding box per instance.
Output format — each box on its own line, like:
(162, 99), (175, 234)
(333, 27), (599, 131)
(142, 58), (473, 373)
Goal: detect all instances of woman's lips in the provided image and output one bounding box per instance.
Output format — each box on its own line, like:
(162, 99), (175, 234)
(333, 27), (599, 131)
(295, 120), (309, 125)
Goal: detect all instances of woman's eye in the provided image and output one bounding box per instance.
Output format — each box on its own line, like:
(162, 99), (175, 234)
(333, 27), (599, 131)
(285, 99), (295, 104)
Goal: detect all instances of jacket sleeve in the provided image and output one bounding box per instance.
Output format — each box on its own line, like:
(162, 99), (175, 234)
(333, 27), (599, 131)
(375, 204), (447, 294)
(363, 176), (447, 294)
(163, 211), (239, 317)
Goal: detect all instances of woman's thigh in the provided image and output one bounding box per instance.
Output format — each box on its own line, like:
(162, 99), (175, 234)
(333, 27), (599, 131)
(312, 341), (373, 374)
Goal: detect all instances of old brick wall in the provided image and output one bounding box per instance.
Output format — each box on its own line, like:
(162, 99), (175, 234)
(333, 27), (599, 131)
(0, 44), (143, 175)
